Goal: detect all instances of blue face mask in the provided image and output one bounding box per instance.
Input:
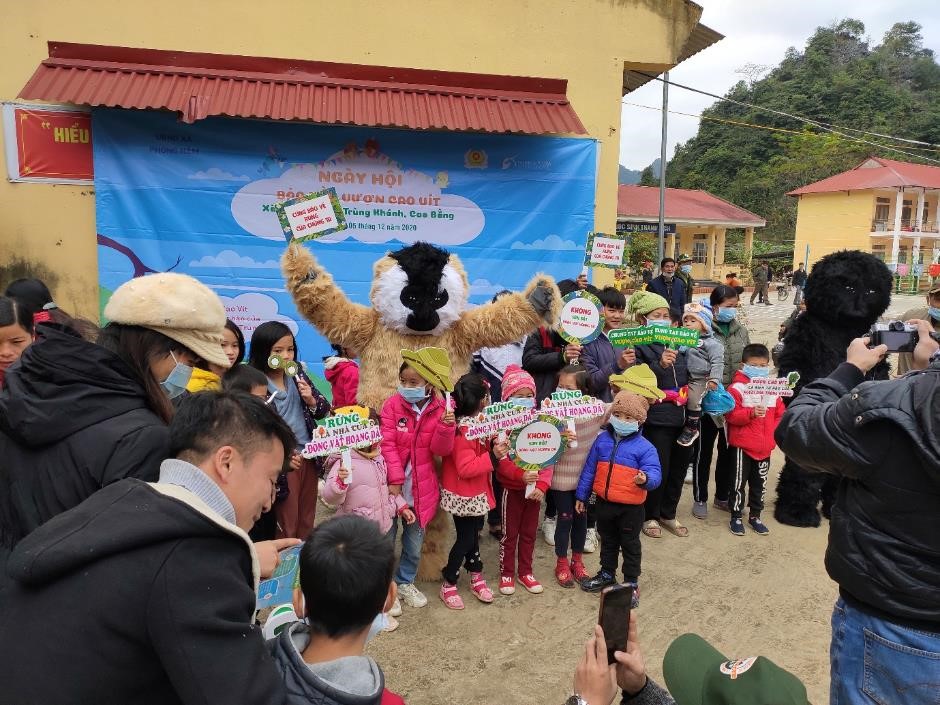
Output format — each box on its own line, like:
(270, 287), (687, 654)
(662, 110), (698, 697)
(715, 308), (737, 323)
(509, 397), (535, 410)
(742, 364), (770, 379)
(929, 307), (940, 322)
(610, 417), (640, 436)
(646, 319), (671, 328)
(366, 611), (388, 644)
(160, 352), (193, 399)
(680, 265), (692, 274)
(398, 385), (429, 404)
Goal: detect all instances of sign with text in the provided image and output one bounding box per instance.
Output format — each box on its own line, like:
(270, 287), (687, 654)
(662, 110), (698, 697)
(540, 389), (607, 420)
(463, 400), (536, 441)
(741, 377), (797, 408)
(584, 231), (627, 269)
(616, 221), (676, 234)
(509, 415), (568, 471)
(275, 187), (347, 243)
(301, 410), (382, 458)
(608, 325), (700, 349)
(2, 103), (93, 183)
(558, 290), (604, 344)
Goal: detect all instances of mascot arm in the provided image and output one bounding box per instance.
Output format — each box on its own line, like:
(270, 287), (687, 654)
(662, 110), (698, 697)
(282, 244), (377, 351)
(453, 275), (561, 354)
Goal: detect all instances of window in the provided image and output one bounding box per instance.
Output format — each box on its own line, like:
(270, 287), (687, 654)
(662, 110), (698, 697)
(874, 197), (890, 222)
(898, 248), (907, 264)
(871, 244), (886, 261)
(692, 242), (707, 263)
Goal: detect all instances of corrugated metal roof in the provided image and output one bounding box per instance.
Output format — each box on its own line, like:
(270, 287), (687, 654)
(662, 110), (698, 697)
(618, 185), (766, 227)
(622, 23), (723, 95)
(787, 157), (940, 195)
(19, 42), (586, 135)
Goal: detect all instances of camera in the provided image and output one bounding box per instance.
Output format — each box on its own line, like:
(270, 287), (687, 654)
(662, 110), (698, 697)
(869, 321), (918, 353)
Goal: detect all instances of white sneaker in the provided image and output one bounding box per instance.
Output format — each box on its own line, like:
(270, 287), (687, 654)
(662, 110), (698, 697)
(389, 597), (402, 617)
(684, 466), (694, 484)
(397, 583), (428, 608)
(542, 516), (556, 546)
(584, 528), (598, 554)
(383, 615), (400, 633)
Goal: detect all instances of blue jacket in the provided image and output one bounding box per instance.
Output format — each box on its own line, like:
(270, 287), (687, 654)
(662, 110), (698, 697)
(646, 275), (689, 315)
(576, 427), (662, 504)
(581, 334), (620, 403)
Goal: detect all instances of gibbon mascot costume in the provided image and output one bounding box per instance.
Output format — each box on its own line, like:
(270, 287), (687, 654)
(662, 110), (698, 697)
(282, 242), (560, 578)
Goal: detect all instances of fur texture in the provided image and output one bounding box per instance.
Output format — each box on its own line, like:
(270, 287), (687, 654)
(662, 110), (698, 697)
(774, 250), (892, 527)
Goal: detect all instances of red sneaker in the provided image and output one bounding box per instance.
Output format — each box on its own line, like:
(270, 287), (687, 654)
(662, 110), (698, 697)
(570, 554), (590, 583)
(555, 557), (575, 588)
(499, 575), (515, 595)
(519, 574), (544, 594)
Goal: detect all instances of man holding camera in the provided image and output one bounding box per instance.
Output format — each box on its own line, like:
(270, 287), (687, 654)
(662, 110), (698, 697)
(896, 283), (940, 375)
(775, 319), (940, 703)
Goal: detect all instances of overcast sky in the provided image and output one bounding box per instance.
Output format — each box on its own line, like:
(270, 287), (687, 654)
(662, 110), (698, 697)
(619, 1), (940, 170)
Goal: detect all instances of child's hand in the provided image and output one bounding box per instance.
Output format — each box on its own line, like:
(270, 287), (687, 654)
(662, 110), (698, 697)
(528, 488), (545, 503)
(634, 471), (647, 486)
(564, 343), (582, 363)
(753, 406), (767, 418)
(562, 430), (577, 443)
(575, 500), (586, 514)
(492, 440), (510, 459)
(660, 349), (677, 368)
(441, 409), (456, 426)
(296, 378), (316, 407)
(523, 470), (539, 484)
(337, 467), (350, 483)
(389, 484), (403, 496)
(707, 380), (718, 391)
(401, 508), (417, 525)
(289, 452), (302, 472)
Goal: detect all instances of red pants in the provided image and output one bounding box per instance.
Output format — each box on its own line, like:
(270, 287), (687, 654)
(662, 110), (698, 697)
(275, 458), (318, 540)
(499, 487), (541, 578)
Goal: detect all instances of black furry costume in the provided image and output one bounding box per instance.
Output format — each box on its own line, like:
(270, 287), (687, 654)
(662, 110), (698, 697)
(774, 251), (893, 527)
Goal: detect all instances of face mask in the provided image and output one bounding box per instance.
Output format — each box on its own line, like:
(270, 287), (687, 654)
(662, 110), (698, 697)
(509, 396), (535, 410)
(680, 265), (692, 274)
(646, 319), (670, 328)
(662, 272), (674, 281)
(715, 308), (737, 323)
(365, 611), (388, 644)
(398, 385), (428, 404)
(610, 417), (639, 436)
(929, 307), (940, 322)
(160, 352), (193, 399)
(742, 365), (770, 379)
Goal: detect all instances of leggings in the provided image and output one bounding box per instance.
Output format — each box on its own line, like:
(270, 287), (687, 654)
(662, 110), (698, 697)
(488, 471), (503, 527)
(643, 425), (692, 522)
(693, 415), (732, 504)
(443, 514), (485, 584)
(549, 489), (587, 558)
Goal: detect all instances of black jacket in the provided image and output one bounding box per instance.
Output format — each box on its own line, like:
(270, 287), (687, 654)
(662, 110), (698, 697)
(633, 344), (689, 428)
(0, 327), (168, 555)
(775, 363), (940, 630)
(522, 327), (567, 403)
(0, 478), (284, 705)
(791, 268), (807, 287)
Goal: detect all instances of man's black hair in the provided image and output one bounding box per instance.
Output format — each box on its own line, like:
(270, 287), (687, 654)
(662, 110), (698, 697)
(598, 286), (626, 310)
(660, 257), (676, 268)
(453, 372), (489, 418)
(557, 278), (579, 298)
(300, 515), (395, 638)
(222, 364), (270, 394)
(742, 344), (771, 362)
(170, 391), (295, 472)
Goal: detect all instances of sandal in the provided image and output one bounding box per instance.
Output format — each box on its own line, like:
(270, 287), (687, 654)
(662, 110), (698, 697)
(439, 583), (465, 610)
(660, 518), (689, 537)
(642, 520), (662, 538)
(469, 572), (494, 603)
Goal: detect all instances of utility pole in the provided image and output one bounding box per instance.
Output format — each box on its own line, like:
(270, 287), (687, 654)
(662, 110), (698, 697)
(657, 71), (669, 271)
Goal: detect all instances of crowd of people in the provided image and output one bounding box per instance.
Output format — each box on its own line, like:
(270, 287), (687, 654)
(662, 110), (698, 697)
(0, 257), (937, 705)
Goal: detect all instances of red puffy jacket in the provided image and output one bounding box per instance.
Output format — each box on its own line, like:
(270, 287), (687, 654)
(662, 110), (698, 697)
(324, 357), (360, 408)
(725, 370), (786, 460)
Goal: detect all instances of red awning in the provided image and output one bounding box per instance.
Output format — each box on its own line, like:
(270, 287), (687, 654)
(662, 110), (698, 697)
(19, 42), (586, 135)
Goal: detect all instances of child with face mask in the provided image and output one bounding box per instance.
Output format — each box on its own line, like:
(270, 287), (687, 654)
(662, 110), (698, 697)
(380, 349), (456, 613)
(676, 302), (725, 448)
(575, 391), (661, 603)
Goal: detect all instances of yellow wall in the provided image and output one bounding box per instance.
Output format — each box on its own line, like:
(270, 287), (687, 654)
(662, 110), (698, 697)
(0, 0), (701, 317)
(792, 191), (875, 269)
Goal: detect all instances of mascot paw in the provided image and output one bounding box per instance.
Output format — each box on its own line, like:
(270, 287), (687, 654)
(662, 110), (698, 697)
(415, 508), (451, 582)
(281, 243), (323, 286)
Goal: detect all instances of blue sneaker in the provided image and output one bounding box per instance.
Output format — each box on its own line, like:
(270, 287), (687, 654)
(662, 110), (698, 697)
(748, 516), (770, 535)
(622, 581), (640, 609)
(581, 571), (615, 593)
(729, 518), (745, 536)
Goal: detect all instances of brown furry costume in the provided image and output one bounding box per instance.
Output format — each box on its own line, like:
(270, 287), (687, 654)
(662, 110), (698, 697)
(282, 243), (560, 579)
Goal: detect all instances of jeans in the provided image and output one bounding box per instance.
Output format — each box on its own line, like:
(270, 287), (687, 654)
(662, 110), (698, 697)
(830, 597), (940, 705)
(388, 516), (425, 585)
(793, 284), (804, 306)
(549, 489), (587, 558)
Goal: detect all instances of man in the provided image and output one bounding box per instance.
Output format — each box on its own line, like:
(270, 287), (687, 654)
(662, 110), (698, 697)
(791, 262), (807, 306)
(641, 261), (653, 287)
(775, 320), (940, 703)
(0, 392), (296, 705)
(675, 253), (694, 303)
(896, 283), (940, 375)
(749, 262), (770, 306)
(646, 257), (688, 318)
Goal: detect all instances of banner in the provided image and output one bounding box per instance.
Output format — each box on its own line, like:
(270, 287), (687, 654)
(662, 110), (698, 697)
(608, 326), (700, 349)
(93, 109), (597, 376)
(2, 103), (93, 183)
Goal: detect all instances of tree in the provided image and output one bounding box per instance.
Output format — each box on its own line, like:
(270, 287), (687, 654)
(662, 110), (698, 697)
(626, 232), (657, 272)
(638, 166), (657, 186)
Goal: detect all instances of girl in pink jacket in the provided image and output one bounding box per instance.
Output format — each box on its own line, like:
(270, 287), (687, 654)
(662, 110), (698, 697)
(380, 358), (456, 611)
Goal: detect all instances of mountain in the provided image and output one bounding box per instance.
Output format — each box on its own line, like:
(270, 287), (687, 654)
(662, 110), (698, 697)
(619, 165), (642, 184)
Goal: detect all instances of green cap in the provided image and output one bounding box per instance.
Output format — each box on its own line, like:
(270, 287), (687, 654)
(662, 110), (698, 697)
(663, 634), (809, 705)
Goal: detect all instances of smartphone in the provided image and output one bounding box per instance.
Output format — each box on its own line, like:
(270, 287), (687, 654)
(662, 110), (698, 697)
(598, 584), (633, 664)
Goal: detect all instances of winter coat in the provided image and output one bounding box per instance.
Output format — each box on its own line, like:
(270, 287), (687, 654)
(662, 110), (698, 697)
(775, 362), (940, 631)
(551, 412), (607, 492)
(712, 319), (750, 386)
(522, 327), (567, 403)
(0, 326), (169, 561)
(324, 356), (360, 408)
(646, 275), (689, 315)
(581, 334), (620, 402)
(471, 339), (524, 402)
(380, 393), (455, 528)
(440, 428), (498, 511)
(791, 268), (807, 287)
(321, 450), (407, 534)
(684, 333), (724, 383)
(576, 427), (662, 505)
(632, 343), (690, 428)
(496, 455), (553, 494)
(752, 266), (768, 285)
(725, 370), (786, 460)
(896, 307), (940, 375)
(186, 367), (222, 392)
(0, 478), (282, 705)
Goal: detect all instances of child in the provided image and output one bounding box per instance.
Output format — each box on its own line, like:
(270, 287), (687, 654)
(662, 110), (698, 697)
(222, 363), (270, 399)
(186, 319), (246, 392)
(380, 349), (456, 612)
(549, 364), (606, 588)
(580, 287), (636, 402)
(249, 321), (331, 541)
(724, 344), (785, 537)
(677, 302), (725, 447)
(269, 515), (406, 705)
(495, 365), (552, 595)
(323, 343), (360, 408)
(439, 374), (508, 609)
(575, 391), (662, 603)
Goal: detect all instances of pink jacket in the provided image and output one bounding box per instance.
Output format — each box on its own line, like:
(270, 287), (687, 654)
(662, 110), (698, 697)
(324, 357), (360, 408)
(380, 392), (456, 528)
(440, 429), (497, 509)
(321, 449), (408, 534)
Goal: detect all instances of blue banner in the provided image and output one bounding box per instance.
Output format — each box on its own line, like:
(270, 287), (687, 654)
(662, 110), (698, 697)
(93, 109), (597, 373)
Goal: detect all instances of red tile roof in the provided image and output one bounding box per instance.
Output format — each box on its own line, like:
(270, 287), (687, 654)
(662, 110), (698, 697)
(788, 157), (940, 195)
(19, 42), (586, 135)
(617, 185), (765, 226)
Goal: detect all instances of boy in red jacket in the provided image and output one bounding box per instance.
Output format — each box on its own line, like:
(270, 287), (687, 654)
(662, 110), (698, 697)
(725, 344), (785, 537)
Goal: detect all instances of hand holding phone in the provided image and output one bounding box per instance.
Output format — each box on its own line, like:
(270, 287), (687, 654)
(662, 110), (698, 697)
(598, 584), (633, 664)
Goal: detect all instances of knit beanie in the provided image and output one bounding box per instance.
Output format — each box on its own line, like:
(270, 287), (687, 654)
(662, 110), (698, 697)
(501, 364), (536, 400)
(610, 390), (650, 424)
(683, 301), (713, 331)
(628, 290), (670, 320)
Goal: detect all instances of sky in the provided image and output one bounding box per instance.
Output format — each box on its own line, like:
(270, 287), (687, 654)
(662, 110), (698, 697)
(619, 1), (940, 171)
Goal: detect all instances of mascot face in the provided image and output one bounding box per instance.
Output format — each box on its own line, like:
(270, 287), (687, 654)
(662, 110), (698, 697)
(371, 242), (469, 336)
(803, 250), (892, 324)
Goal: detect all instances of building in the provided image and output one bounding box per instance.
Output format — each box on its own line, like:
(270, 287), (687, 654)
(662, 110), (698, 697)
(789, 157), (940, 276)
(617, 184), (766, 281)
(1, 1), (722, 320)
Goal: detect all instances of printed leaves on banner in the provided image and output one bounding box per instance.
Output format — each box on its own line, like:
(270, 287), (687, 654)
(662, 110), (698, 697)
(274, 187), (347, 243)
(463, 401), (536, 441)
(508, 414), (568, 472)
(557, 290), (605, 344)
(301, 409), (382, 458)
(584, 231), (628, 269)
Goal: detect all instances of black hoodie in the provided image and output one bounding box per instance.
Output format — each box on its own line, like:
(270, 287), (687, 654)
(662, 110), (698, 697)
(0, 326), (169, 556)
(0, 477), (284, 705)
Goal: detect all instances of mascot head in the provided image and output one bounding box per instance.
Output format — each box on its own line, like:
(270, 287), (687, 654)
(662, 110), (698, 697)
(371, 242), (469, 336)
(803, 250), (892, 325)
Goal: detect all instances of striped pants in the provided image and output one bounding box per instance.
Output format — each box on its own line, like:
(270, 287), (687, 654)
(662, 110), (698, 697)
(729, 448), (769, 520)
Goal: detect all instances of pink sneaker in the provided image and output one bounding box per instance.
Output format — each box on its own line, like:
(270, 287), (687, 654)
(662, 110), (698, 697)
(439, 582), (465, 610)
(519, 574), (544, 594)
(499, 575), (515, 595)
(469, 572), (494, 603)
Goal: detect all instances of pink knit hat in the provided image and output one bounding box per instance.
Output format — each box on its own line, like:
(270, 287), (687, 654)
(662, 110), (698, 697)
(501, 364), (536, 400)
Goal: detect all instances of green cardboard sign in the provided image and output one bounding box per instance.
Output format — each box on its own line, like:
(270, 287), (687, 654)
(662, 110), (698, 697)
(557, 290), (605, 344)
(583, 231), (628, 269)
(275, 187), (347, 243)
(508, 414), (568, 472)
(608, 325), (700, 349)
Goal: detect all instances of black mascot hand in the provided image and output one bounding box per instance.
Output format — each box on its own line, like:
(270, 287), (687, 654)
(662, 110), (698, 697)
(528, 282), (555, 317)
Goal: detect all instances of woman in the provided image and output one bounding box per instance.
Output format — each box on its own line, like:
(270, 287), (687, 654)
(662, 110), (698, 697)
(4, 278), (53, 321)
(691, 285), (751, 519)
(0, 273), (231, 565)
(186, 319), (246, 392)
(0, 297), (34, 388)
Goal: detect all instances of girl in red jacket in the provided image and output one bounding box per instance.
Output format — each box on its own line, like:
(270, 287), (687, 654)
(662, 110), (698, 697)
(439, 373), (511, 609)
(725, 344), (785, 537)
(496, 365), (553, 596)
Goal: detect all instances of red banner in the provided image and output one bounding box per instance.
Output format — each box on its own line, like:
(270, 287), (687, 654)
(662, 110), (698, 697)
(14, 108), (93, 180)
